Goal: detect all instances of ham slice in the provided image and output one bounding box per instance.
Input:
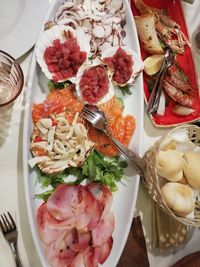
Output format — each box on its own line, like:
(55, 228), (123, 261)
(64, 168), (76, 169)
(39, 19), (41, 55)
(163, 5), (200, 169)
(69, 253), (84, 267)
(84, 247), (98, 267)
(87, 183), (113, 216)
(45, 230), (78, 267)
(47, 184), (86, 220)
(36, 183), (115, 267)
(47, 184), (102, 231)
(92, 212), (115, 247)
(37, 203), (71, 245)
(96, 237), (113, 264)
(71, 231), (92, 252)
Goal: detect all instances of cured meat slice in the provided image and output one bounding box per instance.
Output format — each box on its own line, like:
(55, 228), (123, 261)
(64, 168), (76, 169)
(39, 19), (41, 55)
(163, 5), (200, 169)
(47, 184), (102, 230)
(74, 191), (102, 231)
(47, 184), (88, 220)
(36, 183), (115, 267)
(84, 247), (98, 267)
(96, 237), (113, 264)
(70, 231), (92, 252)
(87, 183), (113, 217)
(92, 212), (115, 247)
(46, 230), (78, 267)
(69, 253), (84, 267)
(37, 203), (71, 245)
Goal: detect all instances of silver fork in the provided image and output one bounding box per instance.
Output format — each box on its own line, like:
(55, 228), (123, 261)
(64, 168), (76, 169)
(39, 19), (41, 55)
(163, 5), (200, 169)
(0, 212), (23, 267)
(82, 105), (145, 175)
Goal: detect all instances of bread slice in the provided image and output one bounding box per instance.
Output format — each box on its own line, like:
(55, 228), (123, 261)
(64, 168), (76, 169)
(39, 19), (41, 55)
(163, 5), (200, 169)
(135, 14), (163, 54)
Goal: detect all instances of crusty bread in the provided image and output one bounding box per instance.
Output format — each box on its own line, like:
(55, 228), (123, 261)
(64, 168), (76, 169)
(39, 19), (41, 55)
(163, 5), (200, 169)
(183, 151), (200, 189)
(135, 14), (163, 54)
(157, 150), (184, 182)
(161, 182), (195, 217)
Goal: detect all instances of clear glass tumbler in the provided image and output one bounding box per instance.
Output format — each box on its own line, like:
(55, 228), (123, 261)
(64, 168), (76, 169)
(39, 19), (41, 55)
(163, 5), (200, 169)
(0, 50), (24, 107)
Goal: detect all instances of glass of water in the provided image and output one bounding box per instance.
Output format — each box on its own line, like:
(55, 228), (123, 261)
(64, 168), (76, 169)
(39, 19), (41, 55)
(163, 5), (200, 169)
(0, 50), (24, 107)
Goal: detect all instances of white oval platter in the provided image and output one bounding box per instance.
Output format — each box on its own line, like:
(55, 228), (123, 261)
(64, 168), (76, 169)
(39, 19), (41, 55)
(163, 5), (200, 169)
(23, 0), (144, 266)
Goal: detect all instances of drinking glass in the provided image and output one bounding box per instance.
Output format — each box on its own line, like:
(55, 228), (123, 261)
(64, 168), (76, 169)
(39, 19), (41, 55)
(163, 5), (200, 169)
(0, 50), (24, 107)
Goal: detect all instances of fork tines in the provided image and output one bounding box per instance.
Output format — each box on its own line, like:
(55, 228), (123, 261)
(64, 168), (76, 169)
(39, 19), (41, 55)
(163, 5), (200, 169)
(82, 107), (95, 118)
(0, 212), (16, 233)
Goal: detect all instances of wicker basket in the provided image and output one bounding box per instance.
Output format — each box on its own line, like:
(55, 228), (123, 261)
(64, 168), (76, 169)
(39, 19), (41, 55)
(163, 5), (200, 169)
(143, 124), (200, 227)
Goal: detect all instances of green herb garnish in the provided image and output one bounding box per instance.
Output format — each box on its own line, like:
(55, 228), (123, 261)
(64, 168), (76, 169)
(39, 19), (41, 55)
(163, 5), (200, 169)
(35, 150), (127, 198)
(118, 84), (132, 96)
(35, 189), (55, 201)
(48, 80), (71, 91)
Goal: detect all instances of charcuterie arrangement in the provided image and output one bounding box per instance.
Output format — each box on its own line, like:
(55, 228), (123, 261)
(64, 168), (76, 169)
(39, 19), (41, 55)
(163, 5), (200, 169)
(27, 0), (144, 266)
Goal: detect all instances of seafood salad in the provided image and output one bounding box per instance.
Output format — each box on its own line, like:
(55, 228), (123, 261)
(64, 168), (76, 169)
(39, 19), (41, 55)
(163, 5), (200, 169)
(132, 0), (200, 125)
(28, 0), (143, 267)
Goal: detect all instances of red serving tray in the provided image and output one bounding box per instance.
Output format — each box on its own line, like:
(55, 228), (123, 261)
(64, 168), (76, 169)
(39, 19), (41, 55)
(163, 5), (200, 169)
(131, 0), (200, 127)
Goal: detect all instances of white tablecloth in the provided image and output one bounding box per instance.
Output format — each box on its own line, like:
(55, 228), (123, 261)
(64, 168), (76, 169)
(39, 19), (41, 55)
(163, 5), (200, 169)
(0, 1), (200, 266)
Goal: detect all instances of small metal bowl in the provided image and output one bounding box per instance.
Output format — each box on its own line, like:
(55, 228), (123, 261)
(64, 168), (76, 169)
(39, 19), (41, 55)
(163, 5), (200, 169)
(0, 50), (24, 107)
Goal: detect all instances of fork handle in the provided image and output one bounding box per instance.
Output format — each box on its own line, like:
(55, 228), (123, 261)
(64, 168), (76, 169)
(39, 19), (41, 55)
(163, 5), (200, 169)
(10, 242), (23, 267)
(105, 131), (145, 176)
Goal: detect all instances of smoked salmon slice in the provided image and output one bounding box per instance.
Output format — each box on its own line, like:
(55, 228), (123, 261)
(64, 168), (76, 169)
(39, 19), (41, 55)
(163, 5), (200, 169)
(32, 85), (84, 123)
(88, 96), (136, 156)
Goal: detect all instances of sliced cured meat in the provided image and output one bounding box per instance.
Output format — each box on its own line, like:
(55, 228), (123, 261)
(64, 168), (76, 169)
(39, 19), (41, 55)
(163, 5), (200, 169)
(47, 184), (88, 220)
(71, 231), (92, 252)
(92, 212), (115, 247)
(79, 197), (102, 231)
(87, 183), (113, 217)
(47, 184), (102, 231)
(69, 253), (84, 267)
(36, 183), (114, 267)
(96, 237), (113, 264)
(79, 65), (109, 104)
(37, 203), (68, 245)
(46, 230), (78, 267)
(84, 247), (98, 267)
(103, 47), (133, 84)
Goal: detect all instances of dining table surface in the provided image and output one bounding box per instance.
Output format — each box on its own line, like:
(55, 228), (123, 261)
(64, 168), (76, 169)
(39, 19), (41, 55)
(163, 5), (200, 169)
(1, 0), (200, 266)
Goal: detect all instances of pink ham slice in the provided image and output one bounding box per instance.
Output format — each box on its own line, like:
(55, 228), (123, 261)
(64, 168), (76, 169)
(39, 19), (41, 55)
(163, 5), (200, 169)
(37, 183), (115, 267)
(69, 253), (84, 267)
(92, 211), (115, 247)
(71, 230), (92, 252)
(45, 229), (78, 267)
(37, 203), (72, 245)
(96, 237), (113, 264)
(86, 183), (113, 217)
(47, 184), (86, 220)
(84, 247), (98, 267)
(47, 184), (102, 231)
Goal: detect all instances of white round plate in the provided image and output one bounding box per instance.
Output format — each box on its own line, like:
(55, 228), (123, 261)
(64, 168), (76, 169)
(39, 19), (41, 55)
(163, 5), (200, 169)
(0, 0), (50, 58)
